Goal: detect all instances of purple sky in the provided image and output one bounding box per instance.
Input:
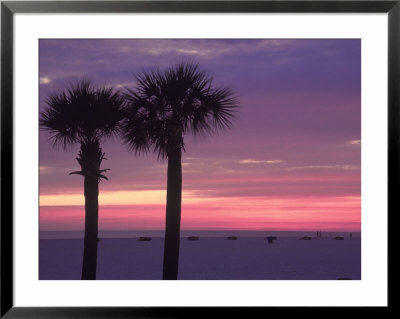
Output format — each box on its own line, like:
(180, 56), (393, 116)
(39, 39), (361, 231)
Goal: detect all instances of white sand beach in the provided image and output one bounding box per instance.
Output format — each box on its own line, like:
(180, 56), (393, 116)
(39, 231), (361, 280)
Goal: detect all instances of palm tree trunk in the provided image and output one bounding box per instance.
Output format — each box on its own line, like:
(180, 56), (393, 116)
(81, 174), (99, 280)
(78, 139), (103, 280)
(162, 145), (182, 280)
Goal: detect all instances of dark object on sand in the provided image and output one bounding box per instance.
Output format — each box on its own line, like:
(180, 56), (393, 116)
(138, 237), (152, 241)
(227, 236), (238, 240)
(266, 236), (277, 243)
(337, 277), (352, 280)
(300, 236), (312, 240)
(333, 236), (345, 240)
(187, 236), (199, 241)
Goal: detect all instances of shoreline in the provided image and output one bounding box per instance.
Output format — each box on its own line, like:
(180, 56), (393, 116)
(39, 229), (361, 239)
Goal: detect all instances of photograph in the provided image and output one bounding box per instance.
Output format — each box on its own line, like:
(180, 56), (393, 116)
(38, 39), (361, 281)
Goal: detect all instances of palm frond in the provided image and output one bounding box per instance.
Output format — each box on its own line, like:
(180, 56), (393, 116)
(40, 79), (125, 149)
(122, 62), (238, 158)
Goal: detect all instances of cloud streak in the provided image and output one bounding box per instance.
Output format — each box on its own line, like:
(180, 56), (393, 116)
(285, 165), (360, 171)
(238, 159), (283, 164)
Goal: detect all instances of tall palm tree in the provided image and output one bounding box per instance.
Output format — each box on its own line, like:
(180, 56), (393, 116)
(122, 63), (237, 280)
(40, 80), (124, 280)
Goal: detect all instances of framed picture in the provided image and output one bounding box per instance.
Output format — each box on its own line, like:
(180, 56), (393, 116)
(1, 0), (394, 317)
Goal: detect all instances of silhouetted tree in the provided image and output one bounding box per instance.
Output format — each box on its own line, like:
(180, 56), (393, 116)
(122, 63), (237, 280)
(40, 80), (124, 280)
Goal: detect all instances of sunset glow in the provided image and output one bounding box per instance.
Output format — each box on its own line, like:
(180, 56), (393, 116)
(39, 39), (361, 232)
(40, 195), (360, 231)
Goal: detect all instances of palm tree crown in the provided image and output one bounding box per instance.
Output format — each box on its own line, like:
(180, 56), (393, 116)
(122, 62), (237, 157)
(40, 80), (125, 149)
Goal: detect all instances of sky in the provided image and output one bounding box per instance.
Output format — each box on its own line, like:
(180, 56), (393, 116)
(39, 39), (361, 232)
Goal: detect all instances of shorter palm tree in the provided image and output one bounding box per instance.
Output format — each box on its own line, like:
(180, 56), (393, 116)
(40, 80), (125, 280)
(122, 62), (237, 280)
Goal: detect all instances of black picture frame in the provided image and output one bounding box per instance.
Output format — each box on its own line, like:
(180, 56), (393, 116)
(0, 0), (395, 317)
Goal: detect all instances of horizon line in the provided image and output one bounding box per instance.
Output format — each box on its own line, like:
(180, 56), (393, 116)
(40, 229), (361, 233)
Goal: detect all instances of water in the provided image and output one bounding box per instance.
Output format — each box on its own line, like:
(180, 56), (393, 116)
(39, 230), (361, 239)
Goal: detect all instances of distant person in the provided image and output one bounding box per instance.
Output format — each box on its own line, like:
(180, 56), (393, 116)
(350, 233), (352, 239)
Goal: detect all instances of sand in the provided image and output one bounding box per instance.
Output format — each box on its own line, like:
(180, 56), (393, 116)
(39, 235), (361, 280)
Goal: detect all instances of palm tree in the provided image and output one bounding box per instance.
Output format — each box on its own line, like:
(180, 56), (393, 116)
(122, 63), (237, 280)
(40, 80), (124, 280)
